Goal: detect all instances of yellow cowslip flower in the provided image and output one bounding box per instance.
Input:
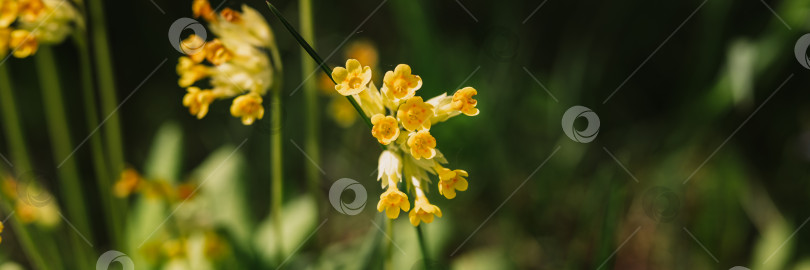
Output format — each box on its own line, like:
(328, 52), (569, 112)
(452, 87), (479, 116)
(377, 185), (410, 219)
(383, 64), (422, 100)
(163, 238), (187, 259)
(230, 93), (264, 125)
(436, 167), (468, 199)
(177, 57), (211, 87)
(371, 114), (399, 145)
(9, 29), (37, 58)
(377, 150), (402, 188)
(183, 87), (216, 119)
(397, 96), (433, 132)
(204, 39), (232, 66)
(407, 130), (436, 160)
(0, 0), (18, 28)
(181, 34), (207, 63)
(192, 0), (216, 22)
(409, 195), (441, 226)
(114, 168), (142, 198)
(17, 0), (44, 22)
(332, 59), (371, 96)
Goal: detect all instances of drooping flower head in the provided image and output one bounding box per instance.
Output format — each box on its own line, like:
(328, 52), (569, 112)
(175, 0), (278, 125)
(377, 185), (410, 219)
(437, 167), (469, 199)
(397, 96), (433, 131)
(371, 114), (400, 145)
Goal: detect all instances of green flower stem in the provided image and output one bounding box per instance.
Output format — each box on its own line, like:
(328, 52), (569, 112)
(35, 47), (96, 269)
(416, 225), (431, 270)
(271, 86), (284, 261)
(385, 218), (394, 270)
(299, 0), (322, 213)
(74, 30), (125, 247)
(0, 65), (53, 270)
(85, 0), (125, 182)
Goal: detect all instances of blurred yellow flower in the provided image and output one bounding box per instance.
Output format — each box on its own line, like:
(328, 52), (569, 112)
(437, 167), (468, 199)
(452, 87), (479, 116)
(9, 29), (36, 58)
(183, 86), (216, 119)
(220, 7), (242, 23)
(114, 168), (142, 198)
(230, 93), (264, 125)
(345, 40), (378, 69)
(0, 28), (9, 57)
(181, 34), (207, 63)
(332, 59), (371, 96)
(192, 0), (215, 22)
(17, 0), (44, 23)
(397, 96), (433, 132)
(0, 0), (18, 28)
(378, 186), (410, 219)
(328, 97), (357, 127)
(407, 130), (436, 160)
(204, 39), (232, 65)
(371, 114), (399, 145)
(409, 195), (441, 226)
(383, 64), (422, 100)
(176, 56), (210, 87)
(0, 220), (3, 244)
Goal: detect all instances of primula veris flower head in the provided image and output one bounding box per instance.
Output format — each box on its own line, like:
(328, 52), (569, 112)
(377, 187), (410, 219)
(9, 29), (36, 58)
(407, 130), (437, 160)
(183, 87), (216, 119)
(204, 38), (232, 65)
(371, 114), (400, 145)
(332, 59), (372, 96)
(397, 96), (434, 132)
(452, 87), (479, 116)
(383, 64), (422, 100)
(437, 168), (468, 199)
(409, 195), (441, 226)
(0, 0), (18, 28)
(230, 93), (264, 125)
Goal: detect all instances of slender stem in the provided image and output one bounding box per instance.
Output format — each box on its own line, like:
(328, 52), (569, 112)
(298, 0), (322, 210)
(271, 79), (284, 261)
(416, 225), (431, 270)
(85, 0), (125, 182)
(74, 29), (124, 247)
(35, 47), (97, 270)
(385, 218), (394, 270)
(0, 66), (52, 270)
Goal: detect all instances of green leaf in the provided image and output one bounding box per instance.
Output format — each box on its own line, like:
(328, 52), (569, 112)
(253, 195), (318, 266)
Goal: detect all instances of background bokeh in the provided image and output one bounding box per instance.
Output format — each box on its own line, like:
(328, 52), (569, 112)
(2, 0), (810, 269)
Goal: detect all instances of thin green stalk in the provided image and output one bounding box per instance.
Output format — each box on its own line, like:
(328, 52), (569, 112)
(299, 0), (321, 213)
(35, 47), (96, 269)
(385, 218), (394, 270)
(85, 0), (125, 182)
(416, 225), (431, 270)
(271, 87), (284, 261)
(0, 65), (52, 270)
(74, 29), (124, 248)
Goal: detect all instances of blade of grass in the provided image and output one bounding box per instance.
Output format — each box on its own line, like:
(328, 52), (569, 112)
(299, 0), (322, 218)
(35, 46), (96, 270)
(266, 1), (373, 130)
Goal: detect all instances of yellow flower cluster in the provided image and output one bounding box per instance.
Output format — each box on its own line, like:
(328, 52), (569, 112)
(0, 0), (80, 58)
(331, 59), (479, 226)
(0, 175), (60, 226)
(176, 0), (278, 125)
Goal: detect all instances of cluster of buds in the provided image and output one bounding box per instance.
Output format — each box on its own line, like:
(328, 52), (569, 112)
(177, 0), (279, 125)
(331, 59), (479, 226)
(0, 0), (81, 58)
